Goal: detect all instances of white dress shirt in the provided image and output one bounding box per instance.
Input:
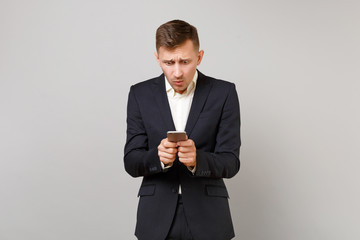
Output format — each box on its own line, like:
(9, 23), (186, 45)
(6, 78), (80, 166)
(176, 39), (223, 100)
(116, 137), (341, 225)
(165, 71), (198, 131)
(160, 72), (198, 191)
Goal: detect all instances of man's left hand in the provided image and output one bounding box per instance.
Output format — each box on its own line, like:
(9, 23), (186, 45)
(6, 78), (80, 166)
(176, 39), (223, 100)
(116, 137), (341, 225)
(177, 139), (196, 168)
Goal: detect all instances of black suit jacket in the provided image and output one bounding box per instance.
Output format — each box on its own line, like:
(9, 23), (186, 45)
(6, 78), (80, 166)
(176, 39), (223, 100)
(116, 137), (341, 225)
(124, 71), (241, 240)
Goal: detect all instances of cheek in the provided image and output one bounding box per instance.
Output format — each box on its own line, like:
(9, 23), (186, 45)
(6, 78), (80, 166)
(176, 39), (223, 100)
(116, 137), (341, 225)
(184, 65), (197, 76)
(161, 66), (172, 76)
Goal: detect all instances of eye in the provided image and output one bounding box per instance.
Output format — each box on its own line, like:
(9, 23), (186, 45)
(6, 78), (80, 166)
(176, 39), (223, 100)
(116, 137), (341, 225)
(165, 61), (173, 66)
(183, 60), (189, 64)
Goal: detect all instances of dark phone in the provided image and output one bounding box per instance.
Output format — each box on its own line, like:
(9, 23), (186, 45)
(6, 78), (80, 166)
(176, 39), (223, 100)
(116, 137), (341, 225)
(167, 131), (187, 142)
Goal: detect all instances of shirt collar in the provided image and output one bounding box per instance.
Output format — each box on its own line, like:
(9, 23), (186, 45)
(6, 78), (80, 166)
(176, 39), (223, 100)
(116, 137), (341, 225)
(165, 70), (198, 97)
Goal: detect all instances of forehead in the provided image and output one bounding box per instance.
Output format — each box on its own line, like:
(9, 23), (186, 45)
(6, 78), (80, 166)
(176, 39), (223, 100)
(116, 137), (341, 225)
(158, 40), (197, 59)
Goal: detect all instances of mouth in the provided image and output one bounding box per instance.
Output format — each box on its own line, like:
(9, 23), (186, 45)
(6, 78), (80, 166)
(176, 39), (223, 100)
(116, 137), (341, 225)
(173, 80), (183, 86)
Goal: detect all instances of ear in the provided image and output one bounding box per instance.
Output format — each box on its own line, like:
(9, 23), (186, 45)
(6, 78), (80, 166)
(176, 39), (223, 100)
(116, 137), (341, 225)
(197, 50), (204, 65)
(154, 51), (160, 65)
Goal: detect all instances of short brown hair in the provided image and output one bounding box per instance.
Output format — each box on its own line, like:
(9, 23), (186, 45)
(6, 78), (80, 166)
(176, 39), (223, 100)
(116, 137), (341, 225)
(156, 20), (200, 51)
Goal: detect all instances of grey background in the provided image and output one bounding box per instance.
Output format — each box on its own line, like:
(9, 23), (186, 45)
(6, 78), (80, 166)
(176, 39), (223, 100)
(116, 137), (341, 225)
(1, 0), (359, 239)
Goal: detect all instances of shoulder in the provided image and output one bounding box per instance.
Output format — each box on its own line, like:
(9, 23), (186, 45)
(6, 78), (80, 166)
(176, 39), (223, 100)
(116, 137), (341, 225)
(130, 74), (164, 93)
(198, 71), (236, 92)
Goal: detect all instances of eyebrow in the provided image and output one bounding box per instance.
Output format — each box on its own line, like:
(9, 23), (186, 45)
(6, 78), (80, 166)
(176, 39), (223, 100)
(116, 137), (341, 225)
(162, 58), (191, 62)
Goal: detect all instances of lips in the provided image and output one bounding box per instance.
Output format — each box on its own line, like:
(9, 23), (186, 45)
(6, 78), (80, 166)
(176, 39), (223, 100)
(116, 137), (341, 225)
(173, 81), (183, 86)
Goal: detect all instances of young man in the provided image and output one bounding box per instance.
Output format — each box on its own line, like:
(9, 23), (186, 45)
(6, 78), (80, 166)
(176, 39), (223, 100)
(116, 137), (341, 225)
(124, 20), (241, 240)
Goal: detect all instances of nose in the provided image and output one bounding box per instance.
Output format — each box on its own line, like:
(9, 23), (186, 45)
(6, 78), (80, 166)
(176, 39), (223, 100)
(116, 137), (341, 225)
(174, 63), (183, 78)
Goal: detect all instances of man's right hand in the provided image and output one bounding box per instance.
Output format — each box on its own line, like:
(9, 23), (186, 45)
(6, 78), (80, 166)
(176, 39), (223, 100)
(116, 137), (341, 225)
(158, 138), (178, 166)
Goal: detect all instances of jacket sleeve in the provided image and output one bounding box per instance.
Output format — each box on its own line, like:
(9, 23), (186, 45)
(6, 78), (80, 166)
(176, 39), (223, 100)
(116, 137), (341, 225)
(123, 86), (162, 177)
(195, 83), (241, 179)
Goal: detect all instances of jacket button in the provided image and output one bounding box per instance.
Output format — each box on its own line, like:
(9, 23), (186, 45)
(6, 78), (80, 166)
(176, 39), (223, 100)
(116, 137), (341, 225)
(172, 188), (177, 193)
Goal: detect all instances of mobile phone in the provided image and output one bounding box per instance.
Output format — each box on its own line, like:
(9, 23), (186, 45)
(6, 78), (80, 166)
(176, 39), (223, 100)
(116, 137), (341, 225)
(167, 131), (187, 142)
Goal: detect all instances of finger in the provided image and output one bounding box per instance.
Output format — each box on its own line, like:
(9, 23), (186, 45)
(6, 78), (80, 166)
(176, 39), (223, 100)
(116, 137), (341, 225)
(177, 139), (194, 147)
(177, 146), (195, 153)
(158, 145), (178, 154)
(166, 147), (178, 154)
(160, 138), (177, 148)
(178, 151), (196, 158)
(163, 138), (178, 148)
(159, 152), (176, 162)
(158, 151), (176, 160)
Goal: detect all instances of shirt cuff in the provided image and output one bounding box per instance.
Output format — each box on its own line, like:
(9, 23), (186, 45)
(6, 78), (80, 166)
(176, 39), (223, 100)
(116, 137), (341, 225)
(160, 161), (173, 170)
(187, 165), (196, 175)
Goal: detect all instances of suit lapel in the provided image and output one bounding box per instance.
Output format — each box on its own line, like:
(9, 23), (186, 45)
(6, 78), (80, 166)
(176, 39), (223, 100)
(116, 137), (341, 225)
(151, 74), (176, 131)
(185, 71), (212, 137)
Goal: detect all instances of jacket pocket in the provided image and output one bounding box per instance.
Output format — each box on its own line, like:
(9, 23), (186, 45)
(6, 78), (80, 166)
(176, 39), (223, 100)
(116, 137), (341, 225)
(137, 184), (156, 197)
(206, 185), (229, 198)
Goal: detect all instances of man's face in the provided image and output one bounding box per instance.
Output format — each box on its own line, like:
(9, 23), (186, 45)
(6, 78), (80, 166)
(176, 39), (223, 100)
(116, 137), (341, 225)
(155, 39), (204, 94)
